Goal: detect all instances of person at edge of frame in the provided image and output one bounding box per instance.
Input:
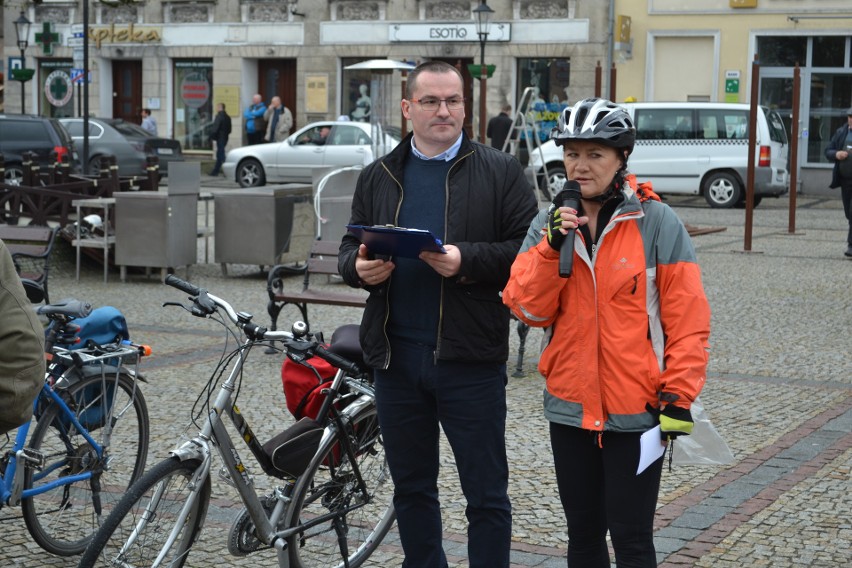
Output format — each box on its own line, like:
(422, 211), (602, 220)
(824, 105), (852, 258)
(337, 60), (538, 568)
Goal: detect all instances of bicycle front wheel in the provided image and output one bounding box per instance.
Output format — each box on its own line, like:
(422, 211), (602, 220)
(287, 404), (396, 568)
(77, 457), (210, 568)
(22, 371), (149, 556)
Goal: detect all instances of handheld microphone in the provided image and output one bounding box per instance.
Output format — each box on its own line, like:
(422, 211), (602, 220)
(558, 181), (582, 278)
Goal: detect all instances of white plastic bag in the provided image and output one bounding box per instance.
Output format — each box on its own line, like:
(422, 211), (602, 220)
(672, 397), (734, 466)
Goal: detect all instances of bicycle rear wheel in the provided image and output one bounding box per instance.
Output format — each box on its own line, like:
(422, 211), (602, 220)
(22, 371), (149, 556)
(287, 405), (396, 568)
(77, 457), (210, 568)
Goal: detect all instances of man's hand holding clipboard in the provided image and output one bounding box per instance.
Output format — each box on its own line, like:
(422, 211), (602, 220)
(349, 225), (462, 285)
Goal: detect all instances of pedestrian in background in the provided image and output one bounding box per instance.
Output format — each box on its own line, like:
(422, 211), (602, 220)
(338, 60), (537, 568)
(243, 94), (267, 145)
(487, 103), (514, 151)
(503, 98), (711, 567)
(0, 239), (45, 436)
(264, 96), (293, 143)
(208, 102), (231, 177)
(140, 108), (157, 136)
(824, 106), (852, 258)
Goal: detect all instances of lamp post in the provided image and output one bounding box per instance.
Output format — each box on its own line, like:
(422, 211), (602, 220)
(14, 11), (33, 114)
(473, 1), (494, 143)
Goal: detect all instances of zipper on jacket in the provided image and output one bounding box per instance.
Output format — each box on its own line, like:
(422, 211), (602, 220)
(378, 161), (407, 370)
(433, 149), (474, 362)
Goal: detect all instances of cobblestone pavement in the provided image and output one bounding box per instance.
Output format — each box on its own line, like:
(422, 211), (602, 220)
(1, 186), (849, 567)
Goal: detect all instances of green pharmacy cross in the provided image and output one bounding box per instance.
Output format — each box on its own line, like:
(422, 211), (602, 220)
(35, 22), (61, 56)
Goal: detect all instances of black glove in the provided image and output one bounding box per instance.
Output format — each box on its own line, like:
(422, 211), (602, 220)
(545, 189), (576, 251)
(659, 405), (693, 441)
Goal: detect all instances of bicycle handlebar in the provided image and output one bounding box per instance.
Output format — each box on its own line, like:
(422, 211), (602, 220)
(163, 275), (364, 377)
(164, 274), (201, 296)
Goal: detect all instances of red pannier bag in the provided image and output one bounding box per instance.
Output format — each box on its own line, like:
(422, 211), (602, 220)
(281, 352), (337, 420)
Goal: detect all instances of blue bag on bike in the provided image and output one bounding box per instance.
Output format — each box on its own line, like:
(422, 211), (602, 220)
(47, 306), (130, 431)
(71, 306), (130, 348)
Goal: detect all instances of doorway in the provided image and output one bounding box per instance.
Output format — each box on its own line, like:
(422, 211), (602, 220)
(112, 60), (142, 123)
(259, 59), (298, 132)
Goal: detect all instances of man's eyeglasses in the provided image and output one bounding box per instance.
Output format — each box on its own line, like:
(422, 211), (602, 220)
(409, 97), (465, 111)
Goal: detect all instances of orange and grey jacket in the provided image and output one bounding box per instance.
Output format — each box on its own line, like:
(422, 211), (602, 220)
(502, 176), (710, 433)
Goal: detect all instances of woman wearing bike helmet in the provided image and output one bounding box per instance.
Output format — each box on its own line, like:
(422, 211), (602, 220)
(503, 98), (711, 567)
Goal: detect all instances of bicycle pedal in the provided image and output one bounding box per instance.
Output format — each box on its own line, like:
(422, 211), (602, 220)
(18, 448), (45, 467)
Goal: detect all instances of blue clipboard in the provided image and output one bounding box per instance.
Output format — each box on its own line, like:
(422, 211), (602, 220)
(346, 225), (447, 258)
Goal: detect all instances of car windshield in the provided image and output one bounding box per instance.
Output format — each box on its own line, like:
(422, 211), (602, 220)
(110, 120), (153, 138)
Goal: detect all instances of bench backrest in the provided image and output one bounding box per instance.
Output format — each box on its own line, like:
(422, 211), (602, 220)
(303, 239), (342, 288)
(0, 226), (56, 253)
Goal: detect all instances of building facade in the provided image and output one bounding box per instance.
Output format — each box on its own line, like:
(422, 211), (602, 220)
(612, 0), (852, 193)
(2, 0), (613, 157)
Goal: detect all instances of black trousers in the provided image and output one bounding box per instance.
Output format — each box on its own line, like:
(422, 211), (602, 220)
(374, 338), (511, 568)
(841, 181), (852, 246)
(550, 422), (664, 568)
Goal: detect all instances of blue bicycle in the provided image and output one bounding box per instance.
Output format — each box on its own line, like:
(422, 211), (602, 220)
(0, 295), (150, 556)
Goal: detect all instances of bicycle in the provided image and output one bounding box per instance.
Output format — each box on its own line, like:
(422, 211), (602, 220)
(0, 295), (150, 556)
(78, 274), (395, 568)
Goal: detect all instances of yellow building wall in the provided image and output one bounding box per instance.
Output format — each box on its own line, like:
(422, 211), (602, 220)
(613, 0), (852, 103)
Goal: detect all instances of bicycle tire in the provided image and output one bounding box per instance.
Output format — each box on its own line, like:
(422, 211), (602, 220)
(22, 371), (149, 556)
(287, 404), (396, 568)
(77, 457), (210, 568)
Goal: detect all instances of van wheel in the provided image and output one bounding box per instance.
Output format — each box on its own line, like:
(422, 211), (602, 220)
(703, 172), (742, 208)
(545, 165), (567, 196)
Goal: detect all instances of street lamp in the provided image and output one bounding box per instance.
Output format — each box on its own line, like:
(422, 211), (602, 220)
(473, 1), (494, 143)
(14, 11), (33, 114)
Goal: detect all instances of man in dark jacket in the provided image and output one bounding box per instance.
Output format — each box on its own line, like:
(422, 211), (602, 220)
(339, 61), (537, 568)
(487, 103), (514, 151)
(208, 103), (232, 177)
(825, 106), (852, 257)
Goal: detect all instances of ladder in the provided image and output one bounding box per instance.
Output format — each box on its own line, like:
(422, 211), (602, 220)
(502, 86), (553, 201)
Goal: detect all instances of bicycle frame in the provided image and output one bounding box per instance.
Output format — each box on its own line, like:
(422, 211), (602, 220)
(123, 334), (377, 567)
(0, 346), (141, 509)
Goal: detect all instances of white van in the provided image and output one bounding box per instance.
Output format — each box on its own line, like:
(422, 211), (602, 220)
(529, 102), (789, 208)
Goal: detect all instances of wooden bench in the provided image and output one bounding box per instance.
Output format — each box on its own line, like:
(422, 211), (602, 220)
(0, 225), (59, 303)
(266, 239), (367, 333)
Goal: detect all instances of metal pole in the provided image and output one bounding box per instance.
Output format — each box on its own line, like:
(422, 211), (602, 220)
(83, 0), (90, 174)
(478, 37), (487, 143)
(20, 48), (26, 114)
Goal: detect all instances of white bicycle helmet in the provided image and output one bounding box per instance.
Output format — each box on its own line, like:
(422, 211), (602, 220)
(551, 98), (635, 155)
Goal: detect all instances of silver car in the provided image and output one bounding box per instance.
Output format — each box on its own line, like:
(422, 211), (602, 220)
(223, 121), (401, 188)
(59, 117), (183, 177)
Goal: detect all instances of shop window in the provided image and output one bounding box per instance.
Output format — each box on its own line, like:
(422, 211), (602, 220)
(812, 36), (846, 68)
(341, 58), (379, 122)
(517, 58), (570, 142)
(174, 60), (213, 151)
(807, 73), (852, 163)
(756, 36), (806, 67)
(40, 60), (75, 119)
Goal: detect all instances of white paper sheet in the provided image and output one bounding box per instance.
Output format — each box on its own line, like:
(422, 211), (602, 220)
(637, 426), (666, 475)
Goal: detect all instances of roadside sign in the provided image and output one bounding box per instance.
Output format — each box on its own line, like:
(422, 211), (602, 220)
(68, 24), (85, 48)
(70, 68), (92, 85)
